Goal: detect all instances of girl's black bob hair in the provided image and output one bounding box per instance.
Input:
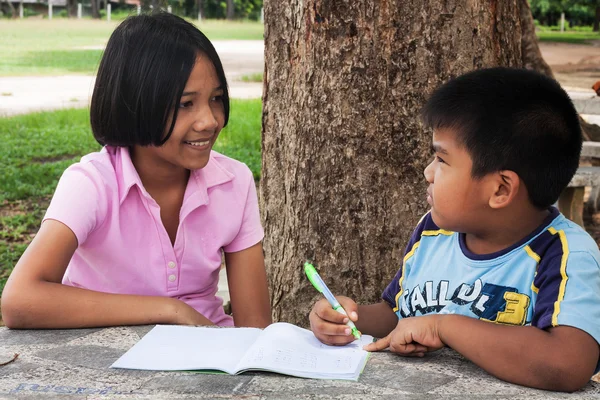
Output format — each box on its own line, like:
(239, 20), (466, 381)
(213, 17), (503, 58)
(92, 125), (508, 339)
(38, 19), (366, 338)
(90, 12), (229, 147)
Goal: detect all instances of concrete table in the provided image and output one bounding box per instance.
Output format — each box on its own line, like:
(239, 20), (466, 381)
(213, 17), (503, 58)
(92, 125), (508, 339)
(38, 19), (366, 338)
(0, 326), (598, 399)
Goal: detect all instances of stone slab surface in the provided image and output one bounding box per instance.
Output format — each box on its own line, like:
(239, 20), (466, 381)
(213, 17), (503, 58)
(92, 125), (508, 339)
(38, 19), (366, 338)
(0, 326), (599, 399)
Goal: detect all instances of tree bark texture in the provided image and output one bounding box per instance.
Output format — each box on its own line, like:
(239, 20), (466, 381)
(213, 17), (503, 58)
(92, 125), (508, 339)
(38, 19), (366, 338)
(262, 0), (528, 326)
(518, 0), (553, 77)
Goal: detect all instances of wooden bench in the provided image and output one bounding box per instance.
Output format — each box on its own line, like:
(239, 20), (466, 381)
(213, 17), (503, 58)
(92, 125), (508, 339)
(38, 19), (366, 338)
(558, 142), (600, 227)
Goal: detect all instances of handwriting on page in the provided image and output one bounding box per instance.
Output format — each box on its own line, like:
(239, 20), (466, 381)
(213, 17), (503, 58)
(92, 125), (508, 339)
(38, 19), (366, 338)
(274, 349), (293, 365)
(247, 346), (353, 372)
(299, 353), (317, 369)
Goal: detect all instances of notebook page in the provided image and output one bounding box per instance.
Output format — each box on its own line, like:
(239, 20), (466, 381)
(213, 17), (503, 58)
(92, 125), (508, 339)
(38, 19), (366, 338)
(236, 322), (372, 379)
(111, 325), (262, 373)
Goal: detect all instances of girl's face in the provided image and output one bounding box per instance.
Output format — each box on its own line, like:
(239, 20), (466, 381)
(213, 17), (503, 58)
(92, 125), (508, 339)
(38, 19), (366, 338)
(134, 54), (225, 173)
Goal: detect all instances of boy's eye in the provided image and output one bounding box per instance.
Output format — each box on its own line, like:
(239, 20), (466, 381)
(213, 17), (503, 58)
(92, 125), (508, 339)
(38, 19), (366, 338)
(436, 156), (446, 164)
(179, 101), (193, 109)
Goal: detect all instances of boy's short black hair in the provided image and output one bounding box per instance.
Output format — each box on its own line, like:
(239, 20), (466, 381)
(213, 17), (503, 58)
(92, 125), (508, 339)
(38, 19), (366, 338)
(421, 67), (582, 209)
(90, 12), (229, 147)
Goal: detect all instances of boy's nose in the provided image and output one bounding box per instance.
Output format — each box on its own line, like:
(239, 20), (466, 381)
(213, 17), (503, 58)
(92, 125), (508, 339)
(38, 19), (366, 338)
(424, 160), (435, 183)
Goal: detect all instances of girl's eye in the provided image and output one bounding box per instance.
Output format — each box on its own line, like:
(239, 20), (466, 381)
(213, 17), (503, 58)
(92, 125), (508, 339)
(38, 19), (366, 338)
(436, 156), (446, 164)
(179, 101), (193, 109)
(210, 95), (223, 103)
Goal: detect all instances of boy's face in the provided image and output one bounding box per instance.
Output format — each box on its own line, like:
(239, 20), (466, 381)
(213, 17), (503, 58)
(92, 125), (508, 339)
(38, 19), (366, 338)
(423, 128), (492, 232)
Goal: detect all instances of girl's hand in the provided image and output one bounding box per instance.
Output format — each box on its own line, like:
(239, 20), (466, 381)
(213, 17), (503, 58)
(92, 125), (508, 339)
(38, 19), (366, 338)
(364, 315), (445, 356)
(309, 296), (359, 346)
(170, 299), (213, 326)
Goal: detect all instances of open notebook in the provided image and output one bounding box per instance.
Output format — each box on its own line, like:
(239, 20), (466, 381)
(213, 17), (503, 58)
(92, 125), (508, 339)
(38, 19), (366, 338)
(111, 322), (373, 381)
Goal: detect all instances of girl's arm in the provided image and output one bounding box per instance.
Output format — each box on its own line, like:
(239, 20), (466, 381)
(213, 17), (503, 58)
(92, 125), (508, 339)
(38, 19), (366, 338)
(1, 220), (211, 329)
(224, 242), (272, 328)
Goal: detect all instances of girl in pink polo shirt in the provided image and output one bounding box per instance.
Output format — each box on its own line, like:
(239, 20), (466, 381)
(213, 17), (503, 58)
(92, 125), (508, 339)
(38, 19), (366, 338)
(1, 13), (272, 329)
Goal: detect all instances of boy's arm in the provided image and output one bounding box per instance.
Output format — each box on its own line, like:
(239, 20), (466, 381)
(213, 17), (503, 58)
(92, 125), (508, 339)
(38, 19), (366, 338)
(439, 315), (598, 392)
(366, 314), (598, 392)
(356, 302), (399, 338)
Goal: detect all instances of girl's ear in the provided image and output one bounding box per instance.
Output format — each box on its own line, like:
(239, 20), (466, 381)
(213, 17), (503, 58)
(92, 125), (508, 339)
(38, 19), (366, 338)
(489, 170), (520, 209)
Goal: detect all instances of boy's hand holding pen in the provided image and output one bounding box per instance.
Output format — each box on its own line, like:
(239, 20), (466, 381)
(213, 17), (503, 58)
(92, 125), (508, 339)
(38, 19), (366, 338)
(305, 262), (361, 346)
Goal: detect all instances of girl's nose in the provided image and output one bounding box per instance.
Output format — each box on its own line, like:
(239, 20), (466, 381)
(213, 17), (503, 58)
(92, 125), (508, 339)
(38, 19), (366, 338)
(193, 106), (219, 132)
(424, 159), (435, 183)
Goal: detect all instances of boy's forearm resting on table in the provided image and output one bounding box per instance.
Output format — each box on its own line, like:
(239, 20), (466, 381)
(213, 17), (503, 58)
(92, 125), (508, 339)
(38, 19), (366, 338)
(1, 283), (212, 329)
(437, 314), (599, 392)
(356, 302), (398, 338)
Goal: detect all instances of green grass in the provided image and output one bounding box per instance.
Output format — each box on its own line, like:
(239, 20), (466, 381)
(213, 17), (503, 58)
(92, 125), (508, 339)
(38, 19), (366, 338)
(214, 99), (263, 179)
(239, 72), (264, 83)
(0, 19), (263, 76)
(0, 98), (262, 293)
(536, 30), (600, 44)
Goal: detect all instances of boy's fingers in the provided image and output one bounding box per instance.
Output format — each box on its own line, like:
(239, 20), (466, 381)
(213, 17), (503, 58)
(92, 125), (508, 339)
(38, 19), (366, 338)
(363, 336), (391, 352)
(390, 342), (428, 355)
(312, 318), (354, 336)
(320, 333), (356, 346)
(337, 297), (359, 321)
(316, 304), (349, 324)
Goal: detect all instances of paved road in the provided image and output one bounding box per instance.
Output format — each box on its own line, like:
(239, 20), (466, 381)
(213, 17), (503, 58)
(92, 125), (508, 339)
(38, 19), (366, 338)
(0, 40), (264, 116)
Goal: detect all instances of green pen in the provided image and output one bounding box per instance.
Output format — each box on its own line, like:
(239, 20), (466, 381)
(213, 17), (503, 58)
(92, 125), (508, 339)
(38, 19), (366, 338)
(304, 262), (361, 340)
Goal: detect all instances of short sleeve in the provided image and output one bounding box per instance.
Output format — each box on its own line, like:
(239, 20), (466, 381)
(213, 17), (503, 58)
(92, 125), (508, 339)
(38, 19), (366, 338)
(532, 250), (600, 346)
(381, 212), (431, 310)
(43, 164), (108, 246)
(223, 167), (264, 253)
(382, 266), (406, 310)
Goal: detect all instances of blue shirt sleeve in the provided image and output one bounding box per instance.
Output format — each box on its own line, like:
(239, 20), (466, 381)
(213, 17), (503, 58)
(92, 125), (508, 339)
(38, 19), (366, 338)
(534, 250), (600, 343)
(381, 213), (431, 309)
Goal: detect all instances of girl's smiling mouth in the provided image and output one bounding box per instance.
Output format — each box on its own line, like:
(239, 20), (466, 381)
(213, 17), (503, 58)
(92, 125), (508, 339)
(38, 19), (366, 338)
(184, 138), (213, 150)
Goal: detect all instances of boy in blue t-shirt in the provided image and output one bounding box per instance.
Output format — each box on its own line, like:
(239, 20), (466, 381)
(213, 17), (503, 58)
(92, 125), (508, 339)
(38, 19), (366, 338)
(309, 68), (600, 392)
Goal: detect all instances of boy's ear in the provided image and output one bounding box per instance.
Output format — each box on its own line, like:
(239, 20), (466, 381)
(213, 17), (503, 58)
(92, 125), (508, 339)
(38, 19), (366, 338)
(489, 170), (520, 209)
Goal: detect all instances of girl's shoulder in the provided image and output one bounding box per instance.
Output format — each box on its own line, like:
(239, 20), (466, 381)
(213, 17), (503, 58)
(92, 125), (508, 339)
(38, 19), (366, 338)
(60, 146), (122, 191)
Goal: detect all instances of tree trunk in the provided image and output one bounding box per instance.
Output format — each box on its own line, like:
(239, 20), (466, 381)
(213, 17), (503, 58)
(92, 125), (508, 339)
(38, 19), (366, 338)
(518, 0), (553, 77)
(594, 5), (600, 32)
(67, 0), (76, 17)
(4, 0), (16, 18)
(226, 0), (234, 20)
(197, 0), (203, 19)
(91, 0), (100, 19)
(262, 0), (524, 326)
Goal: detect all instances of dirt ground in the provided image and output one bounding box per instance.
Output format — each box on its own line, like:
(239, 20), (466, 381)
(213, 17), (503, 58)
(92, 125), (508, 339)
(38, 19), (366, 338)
(539, 41), (600, 90)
